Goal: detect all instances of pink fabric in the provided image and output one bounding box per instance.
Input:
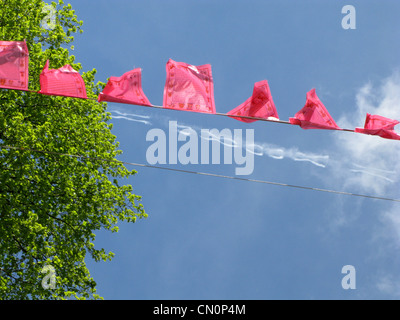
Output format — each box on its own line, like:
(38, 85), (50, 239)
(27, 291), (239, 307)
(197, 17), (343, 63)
(355, 113), (400, 140)
(98, 68), (151, 106)
(227, 80), (278, 123)
(0, 40), (29, 90)
(39, 60), (87, 98)
(289, 89), (341, 130)
(163, 59), (215, 113)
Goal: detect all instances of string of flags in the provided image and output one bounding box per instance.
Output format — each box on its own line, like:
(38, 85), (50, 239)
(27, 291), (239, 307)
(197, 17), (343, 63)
(1, 40), (400, 141)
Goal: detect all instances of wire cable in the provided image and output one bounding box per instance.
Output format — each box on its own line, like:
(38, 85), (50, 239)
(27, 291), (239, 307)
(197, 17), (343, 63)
(1, 144), (399, 203)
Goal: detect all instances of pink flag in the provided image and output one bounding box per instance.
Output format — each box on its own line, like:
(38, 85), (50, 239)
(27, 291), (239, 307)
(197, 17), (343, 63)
(98, 68), (151, 106)
(227, 80), (279, 123)
(0, 40), (29, 90)
(355, 113), (400, 140)
(163, 59), (215, 113)
(289, 89), (341, 130)
(39, 60), (87, 99)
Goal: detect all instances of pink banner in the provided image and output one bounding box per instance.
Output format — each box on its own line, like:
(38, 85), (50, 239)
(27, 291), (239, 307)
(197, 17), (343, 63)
(355, 113), (400, 140)
(227, 80), (279, 123)
(290, 89), (341, 130)
(98, 68), (151, 106)
(0, 40), (29, 90)
(163, 59), (215, 114)
(39, 60), (87, 99)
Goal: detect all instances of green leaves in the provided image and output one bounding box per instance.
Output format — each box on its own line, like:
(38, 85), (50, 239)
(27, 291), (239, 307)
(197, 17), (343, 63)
(0, 0), (146, 300)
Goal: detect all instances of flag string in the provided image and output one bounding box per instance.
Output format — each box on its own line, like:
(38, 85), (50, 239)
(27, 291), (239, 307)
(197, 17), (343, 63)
(0, 42), (397, 139)
(1, 144), (399, 203)
(1, 86), (358, 132)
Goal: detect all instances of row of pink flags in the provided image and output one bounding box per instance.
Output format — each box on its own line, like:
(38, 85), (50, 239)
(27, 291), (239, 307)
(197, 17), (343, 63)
(1, 40), (399, 140)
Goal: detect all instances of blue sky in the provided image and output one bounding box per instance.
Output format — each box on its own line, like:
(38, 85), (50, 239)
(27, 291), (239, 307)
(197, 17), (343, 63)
(64, 0), (400, 299)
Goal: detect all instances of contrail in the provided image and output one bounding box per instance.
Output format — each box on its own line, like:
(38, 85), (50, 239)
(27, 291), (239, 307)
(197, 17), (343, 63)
(110, 109), (152, 125)
(177, 123), (330, 168)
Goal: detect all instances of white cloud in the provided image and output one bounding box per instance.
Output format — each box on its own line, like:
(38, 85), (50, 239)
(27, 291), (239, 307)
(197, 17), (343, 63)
(331, 72), (400, 196)
(327, 72), (400, 298)
(375, 274), (400, 298)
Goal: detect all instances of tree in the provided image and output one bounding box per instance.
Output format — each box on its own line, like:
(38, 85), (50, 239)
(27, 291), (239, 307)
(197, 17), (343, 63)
(0, 0), (147, 299)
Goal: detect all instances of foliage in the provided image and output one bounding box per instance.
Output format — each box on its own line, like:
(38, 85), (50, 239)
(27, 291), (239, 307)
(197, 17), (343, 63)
(0, 0), (147, 299)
